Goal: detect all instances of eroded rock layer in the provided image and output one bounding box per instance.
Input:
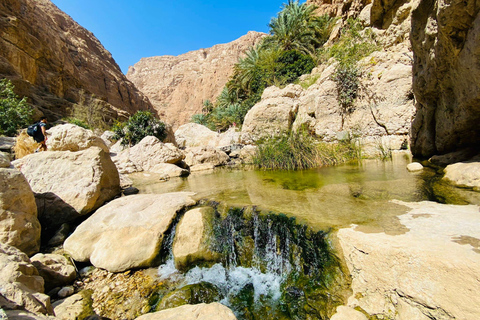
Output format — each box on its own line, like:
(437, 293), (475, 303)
(0, 0), (153, 121)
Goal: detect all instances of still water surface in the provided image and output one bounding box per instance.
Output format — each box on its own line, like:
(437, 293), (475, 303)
(130, 153), (477, 234)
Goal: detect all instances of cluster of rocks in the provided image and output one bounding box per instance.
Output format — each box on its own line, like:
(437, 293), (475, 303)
(0, 122), (260, 319)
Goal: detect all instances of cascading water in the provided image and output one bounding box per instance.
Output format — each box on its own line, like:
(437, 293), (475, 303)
(153, 203), (348, 320)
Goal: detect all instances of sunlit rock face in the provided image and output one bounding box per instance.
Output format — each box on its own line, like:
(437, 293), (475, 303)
(127, 31), (266, 129)
(410, 0), (480, 158)
(0, 0), (153, 121)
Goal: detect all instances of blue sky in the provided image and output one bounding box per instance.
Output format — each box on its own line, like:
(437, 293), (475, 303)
(51, 0), (293, 74)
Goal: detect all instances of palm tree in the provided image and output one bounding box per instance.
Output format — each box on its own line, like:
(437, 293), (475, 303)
(264, 0), (331, 55)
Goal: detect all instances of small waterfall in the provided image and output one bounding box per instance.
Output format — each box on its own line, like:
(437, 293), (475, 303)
(155, 204), (347, 320)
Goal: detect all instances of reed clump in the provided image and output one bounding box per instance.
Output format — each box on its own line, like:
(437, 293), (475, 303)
(253, 131), (361, 170)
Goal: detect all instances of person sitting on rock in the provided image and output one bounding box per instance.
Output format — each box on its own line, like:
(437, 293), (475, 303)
(34, 117), (48, 152)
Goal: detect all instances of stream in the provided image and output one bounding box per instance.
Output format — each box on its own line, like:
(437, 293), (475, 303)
(128, 153), (479, 319)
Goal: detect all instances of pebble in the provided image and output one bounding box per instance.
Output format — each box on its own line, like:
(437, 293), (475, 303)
(58, 286), (75, 298)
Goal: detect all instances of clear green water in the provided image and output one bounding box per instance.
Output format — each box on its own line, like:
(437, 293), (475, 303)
(130, 153), (479, 234)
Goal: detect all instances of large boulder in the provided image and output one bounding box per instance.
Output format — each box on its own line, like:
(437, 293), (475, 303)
(112, 136), (184, 174)
(0, 167), (40, 256)
(242, 84), (302, 141)
(337, 201), (480, 319)
(64, 193), (196, 273)
(410, 0), (480, 158)
(0, 243), (53, 315)
(134, 302), (237, 320)
(175, 123), (219, 148)
(46, 124), (109, 153)
(184, 146), (229, 168)
(443, 162), (480, 191)
(13, 147), (120, 230)
(173, 207), (220, 270)
(30, 254), (76, 292)
(52, 291), (95, 320)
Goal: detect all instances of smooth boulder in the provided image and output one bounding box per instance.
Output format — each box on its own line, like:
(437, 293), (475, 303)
(64, 192), (196, 272)
(173, 207), (220, 270)
(112, 136), (184, 174)
(443, 162), (480, 191)
(0, 167), (41, 256)
(0, 243), (53, 315)
(175, 123), (219, 148)
(13, 147), (120, 229)
(47, 124), (109, 152)
(337, 201), (480, 319)
(184, 146), (229, 167)
(134, 302), (237, 320)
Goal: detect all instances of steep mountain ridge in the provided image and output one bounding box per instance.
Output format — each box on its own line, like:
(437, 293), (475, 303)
(0, 0), (153, 121)
(127, 31), (266, 129)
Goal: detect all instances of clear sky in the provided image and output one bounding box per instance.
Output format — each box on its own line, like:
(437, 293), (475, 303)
(50, 0), (294, 74)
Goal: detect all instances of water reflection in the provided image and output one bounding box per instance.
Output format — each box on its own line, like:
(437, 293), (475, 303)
(130, 153), (477, 233)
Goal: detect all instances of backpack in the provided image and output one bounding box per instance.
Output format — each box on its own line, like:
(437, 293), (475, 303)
(27, 123), (39, 137)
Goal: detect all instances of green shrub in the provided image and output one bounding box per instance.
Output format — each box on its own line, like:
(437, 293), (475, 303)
(275, 50), (316, 83)
(112, 111), (167, 146)
(64, 117), (91, 129)
(253, 131), (361, 170)
(0, 79), (33, 136)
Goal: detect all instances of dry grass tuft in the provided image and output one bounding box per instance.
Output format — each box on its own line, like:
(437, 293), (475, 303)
(13, 130), (38, 159)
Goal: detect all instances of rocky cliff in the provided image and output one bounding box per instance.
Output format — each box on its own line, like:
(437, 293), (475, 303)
(127, 31), (266, 129)
(0, 0), (153, 121)
(410, 0), (480, 159)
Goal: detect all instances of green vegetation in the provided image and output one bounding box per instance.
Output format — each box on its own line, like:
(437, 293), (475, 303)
(0, 79), (33, 136)
(191, 0), (335, 131)
(67, 89), (110, 130)
(323, 18), (380, 127)
(253, 131), (361, 170)
(112, 110), (167, 146)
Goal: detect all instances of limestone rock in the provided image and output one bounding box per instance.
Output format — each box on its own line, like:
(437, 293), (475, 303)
(443, 162), (480, 191)
(150, 163), (189, 178)
(173, 207), (220, 270)
(4, 310), (53, 320)
(13, 147), (120, 230)
(189, 163), (216, 173)
(411, 0), (480, 158)
(0, 0), (153, 122)
(64, 193), (196, 273)
(0, 243), (53, 315)
(127, 32), (265, 129)
(184, 146), (229, 167)
(112, 136), (184, 174)
(57, 286), (74, 299)
(0, 167), (40, 256)
(330, 306), (368, 320)
(46, 124), (109, 153)
(337, 201), (480, 319)
(230, 145), (257, 164)
(100, 131), (116, 148)
(242, 84), (303, 141)
(134, 302), (237, 320)
(0, 152), (10, 168)
(30, 254), (76, 292)
(406, 162), (423, 172)
(52, 291), (95, 320)
(175, 123), (219, 149)
(0, 137), (15, 153)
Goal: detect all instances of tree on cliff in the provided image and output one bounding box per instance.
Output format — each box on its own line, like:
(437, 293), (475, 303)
(0, 79), (33, 136)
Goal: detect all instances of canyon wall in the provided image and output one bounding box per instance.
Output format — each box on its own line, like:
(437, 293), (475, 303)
(410, 0), (480, 158)
(127, 31), (266, 129)
(0, 0), (153, 122)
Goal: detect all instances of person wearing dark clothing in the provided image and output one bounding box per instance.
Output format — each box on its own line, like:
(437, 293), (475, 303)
(34, 117), (48, 152)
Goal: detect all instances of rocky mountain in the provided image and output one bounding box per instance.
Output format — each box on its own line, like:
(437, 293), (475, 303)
(127, 31), (266, 129)
(0, 0), (153, 122)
